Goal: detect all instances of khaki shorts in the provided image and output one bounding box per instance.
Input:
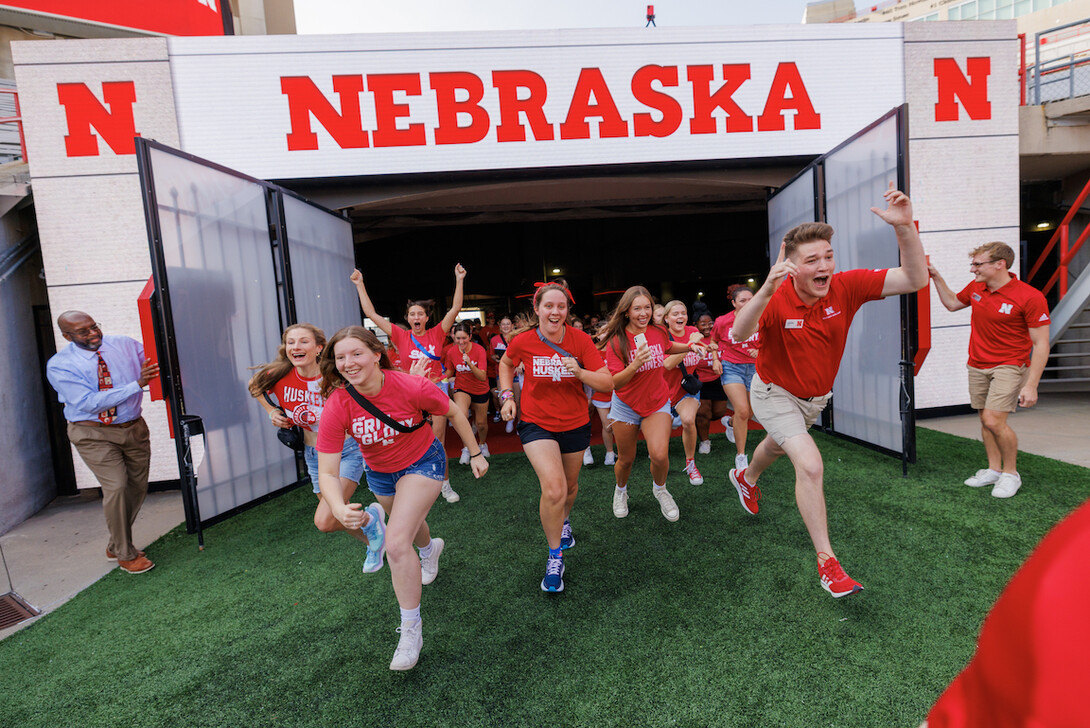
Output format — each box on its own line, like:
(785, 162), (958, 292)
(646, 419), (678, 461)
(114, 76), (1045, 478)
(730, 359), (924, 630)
(968, 365), (1027, 413)
(749, 372), (832, 446)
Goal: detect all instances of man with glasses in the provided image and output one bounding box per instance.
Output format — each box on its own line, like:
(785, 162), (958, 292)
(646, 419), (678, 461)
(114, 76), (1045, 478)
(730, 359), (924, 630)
(928, 242), (1051, 499)
(46, 311), (160, 573)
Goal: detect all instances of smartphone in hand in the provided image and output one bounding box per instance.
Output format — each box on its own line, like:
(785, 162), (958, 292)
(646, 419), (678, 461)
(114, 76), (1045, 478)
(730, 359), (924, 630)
(633, 333), (647, 349)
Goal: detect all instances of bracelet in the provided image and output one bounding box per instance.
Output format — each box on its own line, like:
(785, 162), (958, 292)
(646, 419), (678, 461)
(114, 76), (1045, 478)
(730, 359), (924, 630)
(500, 390), (514, 402)
(469, 451), (483, 458)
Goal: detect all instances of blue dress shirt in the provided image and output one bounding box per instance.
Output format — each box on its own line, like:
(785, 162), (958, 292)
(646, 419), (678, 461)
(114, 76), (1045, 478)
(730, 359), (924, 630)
(46, 335), (147, 424)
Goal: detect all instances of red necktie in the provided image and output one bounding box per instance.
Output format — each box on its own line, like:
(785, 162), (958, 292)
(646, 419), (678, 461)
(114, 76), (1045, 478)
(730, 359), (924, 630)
(97, 353), (116, 424)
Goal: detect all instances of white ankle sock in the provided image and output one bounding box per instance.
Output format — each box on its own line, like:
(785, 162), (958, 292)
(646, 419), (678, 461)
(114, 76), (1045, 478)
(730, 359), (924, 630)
(400, 606), (421, 624)
(418, 541), (434, 559)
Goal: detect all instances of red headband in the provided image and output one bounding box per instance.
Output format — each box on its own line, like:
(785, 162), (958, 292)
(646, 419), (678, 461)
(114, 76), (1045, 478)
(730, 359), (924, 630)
(533, 281), (575, 304)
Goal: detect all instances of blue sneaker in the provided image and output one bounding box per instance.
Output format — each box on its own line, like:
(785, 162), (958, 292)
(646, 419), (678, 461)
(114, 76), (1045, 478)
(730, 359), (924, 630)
(559, 520), (575, 550)
(361, 502), (386, 574)
(540, 554), (565, 593)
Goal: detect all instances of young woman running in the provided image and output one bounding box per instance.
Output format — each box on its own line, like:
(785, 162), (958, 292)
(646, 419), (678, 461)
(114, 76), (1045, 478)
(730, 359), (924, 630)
(689, 310), (723, 455)
(351, 264), (466, 504)
(316, 326), (487, 671)
(598, 286), (704, 523)
(498, 283), (612, 593)
(661, 300), (712, 486)
(249, 324), (382, 571)
(489, 315), (515, 429)
(443, 321), (490, 464)
(712, 286), (761, 472)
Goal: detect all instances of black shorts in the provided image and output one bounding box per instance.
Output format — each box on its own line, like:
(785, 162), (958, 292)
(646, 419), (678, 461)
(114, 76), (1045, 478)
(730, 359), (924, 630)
(454, 390), (491, 405)
(517, 420), (592, 454)
(700, 378), (727, 402)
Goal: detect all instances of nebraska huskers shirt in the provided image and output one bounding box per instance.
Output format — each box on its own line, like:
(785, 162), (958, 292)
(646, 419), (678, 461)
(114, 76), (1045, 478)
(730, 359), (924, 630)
(269, 369), (324, 432)
(317, 370), (449, 473)
(504, 327), (605, 431)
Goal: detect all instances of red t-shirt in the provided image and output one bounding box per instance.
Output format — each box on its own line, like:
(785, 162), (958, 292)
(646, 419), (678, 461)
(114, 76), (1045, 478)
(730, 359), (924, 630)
(694, 343), (720, 383)
(663, 325), (703, 403)
(713, 310), (761, 365)
(316, 370), (449, 472)
(927, 497), (1090, 727)
(955, 275), (1050, 369)
(503, 326), (605, 431)
(269, 368), (324, 432)
(385, 344), (401, 371)
(756, 268), (888, 399)
(442, 342), (489, 395)
(388, 325), (447, 381)
(604, 325), (672, 417)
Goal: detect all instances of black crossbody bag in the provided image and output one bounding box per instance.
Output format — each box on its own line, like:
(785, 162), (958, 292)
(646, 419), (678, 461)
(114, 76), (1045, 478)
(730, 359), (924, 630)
(345, 384), (428, 434)
(667, 333), (702, 395)
(262, 393), (306, 452)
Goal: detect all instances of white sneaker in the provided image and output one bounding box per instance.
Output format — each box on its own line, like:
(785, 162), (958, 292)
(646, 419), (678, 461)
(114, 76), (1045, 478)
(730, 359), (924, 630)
(389, 619), (423, 671)
(420, 537), (444, 585)
(965, 468), (1001, 487)
(991, 472), (1022, 499)
(480, 443), (490, 458)
(505, 419), (515, 433)
(459, 447), (471, 465)
(583, 448), (594, 466)
(604, 451), (616, 466)
(441, 481), (460, 503)
(653, 486), (680, 522)
(735, 453), (749, 472)
(722, 416), (735, 444)
(612, 488), (629, 518)
(697, 440), (711, 455)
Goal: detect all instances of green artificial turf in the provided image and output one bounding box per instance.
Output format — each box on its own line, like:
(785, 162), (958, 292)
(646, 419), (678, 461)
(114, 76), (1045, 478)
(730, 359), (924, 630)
(1, 427), (1088, 728)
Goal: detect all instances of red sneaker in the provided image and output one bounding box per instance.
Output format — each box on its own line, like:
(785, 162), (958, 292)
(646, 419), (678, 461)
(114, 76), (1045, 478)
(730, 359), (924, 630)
(818, 555), (863, 598)
(729, 468), (760, 515)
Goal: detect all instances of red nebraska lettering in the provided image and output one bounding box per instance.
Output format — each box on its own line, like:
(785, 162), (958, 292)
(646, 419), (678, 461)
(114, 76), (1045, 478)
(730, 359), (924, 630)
(280, 62), (821, 151)
(934, 57), (991, 121)
(57, 81), (139, 157)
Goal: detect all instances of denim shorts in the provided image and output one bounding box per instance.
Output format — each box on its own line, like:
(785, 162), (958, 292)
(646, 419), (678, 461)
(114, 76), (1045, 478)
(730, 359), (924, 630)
(608, 392), (671, 426)
(305, 438), (365, 494)
(721, 361), (757, 390)
(517, 420), (592, 454)
(363, 437), (447, 497)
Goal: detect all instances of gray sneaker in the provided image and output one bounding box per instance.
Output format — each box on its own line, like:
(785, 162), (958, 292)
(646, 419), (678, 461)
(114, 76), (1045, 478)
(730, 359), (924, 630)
(441, 481), (460, 503)
(420, 537), (444, 585)
(653, 486), (680, 522)
(361, 503), (386, 574)
(991, 472), (1022, 499)
(612, 488), (629, 518)
(965, 469), (1001, 487)
(389, 619), (423, 671)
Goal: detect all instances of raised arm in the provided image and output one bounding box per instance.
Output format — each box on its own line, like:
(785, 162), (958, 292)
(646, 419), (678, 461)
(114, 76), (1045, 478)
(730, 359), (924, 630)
(927, 262), (968, 312)
(438, 264), (467, 334)
(872, 185), (928, 297)
(350, 269), (394, 337)
(734, 242), (794, 342)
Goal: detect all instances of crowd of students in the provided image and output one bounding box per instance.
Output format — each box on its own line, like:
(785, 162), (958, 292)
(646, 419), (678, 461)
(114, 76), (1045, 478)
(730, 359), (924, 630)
(245, 186), (944, 672)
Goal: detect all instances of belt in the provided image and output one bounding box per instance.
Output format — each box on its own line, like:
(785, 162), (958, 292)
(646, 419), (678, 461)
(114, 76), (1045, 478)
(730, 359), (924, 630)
(72, 418), (141, 429)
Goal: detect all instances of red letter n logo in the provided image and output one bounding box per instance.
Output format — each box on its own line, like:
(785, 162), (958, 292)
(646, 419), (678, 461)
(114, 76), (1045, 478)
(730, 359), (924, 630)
(56, 82), (139, 157)
(934, 58), (991, 122)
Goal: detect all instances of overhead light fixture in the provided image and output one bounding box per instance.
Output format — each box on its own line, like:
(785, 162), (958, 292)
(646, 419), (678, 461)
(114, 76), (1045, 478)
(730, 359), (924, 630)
(551, 268), (561, 275)
(747, 278), (755, 284)
(697, 291), (704, 297)
(1035, 221), (1051, 229)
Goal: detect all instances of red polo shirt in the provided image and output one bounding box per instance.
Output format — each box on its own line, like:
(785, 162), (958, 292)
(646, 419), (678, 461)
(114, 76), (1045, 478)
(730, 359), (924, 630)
(755, 268), (887, 399)
(955, 275), (1049, 369)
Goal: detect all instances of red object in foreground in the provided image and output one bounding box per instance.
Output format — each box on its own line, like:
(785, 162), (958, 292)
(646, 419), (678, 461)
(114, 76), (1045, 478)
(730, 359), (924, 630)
(137, 275), (173, 437)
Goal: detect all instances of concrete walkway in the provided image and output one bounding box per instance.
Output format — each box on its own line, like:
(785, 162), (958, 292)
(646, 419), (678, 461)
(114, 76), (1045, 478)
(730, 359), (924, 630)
(2, 392), (1086, 640)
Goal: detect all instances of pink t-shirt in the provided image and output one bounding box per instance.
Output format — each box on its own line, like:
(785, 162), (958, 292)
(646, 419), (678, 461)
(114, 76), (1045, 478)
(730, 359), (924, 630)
(604, 325), (672, 417)
(316, 370), (449, 472)
(388, 325), (447, 382)
(269, 368), (324, 432)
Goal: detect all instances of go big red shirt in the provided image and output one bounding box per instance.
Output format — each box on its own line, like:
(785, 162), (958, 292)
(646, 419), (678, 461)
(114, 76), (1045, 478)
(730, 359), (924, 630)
(713, 310), (761, 365)
(756, 268), (887, 399)
(316, 370), (449, 473)
(388, 325), (446, 382)
(269, 368), (324, 432)
(504, 327), (605, 431)
(955, 275), (1049, 369)
(442, 342), (489, 395)
(604, 326), (671, 416)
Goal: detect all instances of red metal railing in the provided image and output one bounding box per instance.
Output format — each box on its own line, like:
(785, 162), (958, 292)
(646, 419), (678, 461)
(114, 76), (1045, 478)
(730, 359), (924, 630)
(0, 88), (27, 162)
(1020, 33), (1027, 105)
(1027, 174), (1090, 297)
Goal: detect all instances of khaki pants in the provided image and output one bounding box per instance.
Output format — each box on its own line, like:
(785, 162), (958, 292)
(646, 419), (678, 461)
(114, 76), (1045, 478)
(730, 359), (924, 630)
(67, 418), (151, 562)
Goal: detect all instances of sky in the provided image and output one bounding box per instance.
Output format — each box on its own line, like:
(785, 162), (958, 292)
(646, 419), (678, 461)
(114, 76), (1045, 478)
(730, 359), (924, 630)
(293, 0), (823, 35)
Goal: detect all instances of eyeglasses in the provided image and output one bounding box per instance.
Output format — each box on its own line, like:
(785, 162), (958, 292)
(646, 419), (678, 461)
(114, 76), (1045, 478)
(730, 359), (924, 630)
(969, 260), (999, 269)
(68, 323), (101, 337)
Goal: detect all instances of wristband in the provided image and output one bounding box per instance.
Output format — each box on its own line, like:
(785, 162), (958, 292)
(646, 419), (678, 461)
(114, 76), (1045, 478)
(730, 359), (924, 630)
(500, 390), (514, 402)
(469, 451), (483, 459)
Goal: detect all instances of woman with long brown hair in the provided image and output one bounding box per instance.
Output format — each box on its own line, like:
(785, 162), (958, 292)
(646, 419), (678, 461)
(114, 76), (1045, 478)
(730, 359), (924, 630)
(249, 324), (380, 569)
(315, 326), (486, 671)
(351, 264), (466, 504)
(499, 282), (612, 593)
(597, 286), (704, 523)
(443, 320), (491, 464)
(661, 300), (714, 486)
